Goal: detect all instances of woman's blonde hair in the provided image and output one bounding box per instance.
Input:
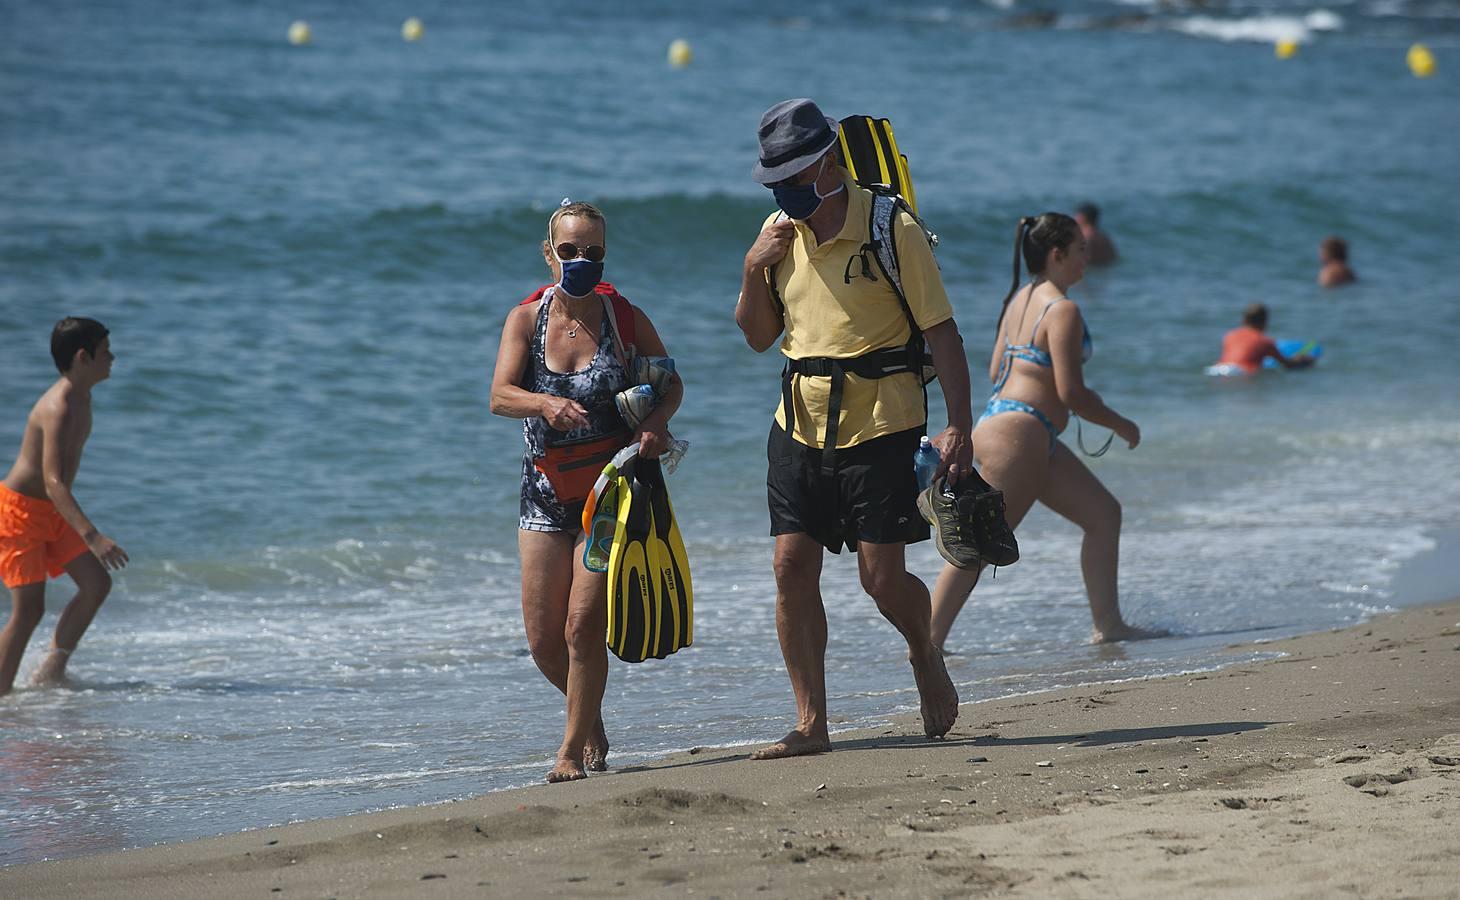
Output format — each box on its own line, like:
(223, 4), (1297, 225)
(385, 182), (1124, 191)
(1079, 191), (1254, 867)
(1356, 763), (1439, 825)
(546, 200), (606, 244)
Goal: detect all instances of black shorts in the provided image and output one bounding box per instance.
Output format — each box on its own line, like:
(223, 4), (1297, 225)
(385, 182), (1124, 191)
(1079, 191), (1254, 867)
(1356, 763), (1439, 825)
(767, 422), (929, 554)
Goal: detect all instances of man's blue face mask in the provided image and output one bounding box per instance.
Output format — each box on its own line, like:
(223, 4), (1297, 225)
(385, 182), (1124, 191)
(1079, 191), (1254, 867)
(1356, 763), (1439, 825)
(771, 155), (843, 220)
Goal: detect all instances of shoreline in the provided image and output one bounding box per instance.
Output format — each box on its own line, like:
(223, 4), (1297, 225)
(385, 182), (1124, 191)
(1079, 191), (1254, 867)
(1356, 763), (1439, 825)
(7, 598), (1458, 898)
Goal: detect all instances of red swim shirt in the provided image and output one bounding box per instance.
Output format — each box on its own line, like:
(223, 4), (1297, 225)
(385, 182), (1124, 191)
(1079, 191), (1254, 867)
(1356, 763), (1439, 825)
(1217, 326), (1278, 374)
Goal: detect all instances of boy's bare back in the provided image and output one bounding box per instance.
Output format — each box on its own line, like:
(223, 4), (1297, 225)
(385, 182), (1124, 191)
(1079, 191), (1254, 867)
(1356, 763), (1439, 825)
(3, 380), (93, 501)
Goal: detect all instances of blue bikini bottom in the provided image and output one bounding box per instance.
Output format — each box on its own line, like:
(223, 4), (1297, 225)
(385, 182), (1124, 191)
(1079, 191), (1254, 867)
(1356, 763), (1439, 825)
(978, 397), (1059, 455)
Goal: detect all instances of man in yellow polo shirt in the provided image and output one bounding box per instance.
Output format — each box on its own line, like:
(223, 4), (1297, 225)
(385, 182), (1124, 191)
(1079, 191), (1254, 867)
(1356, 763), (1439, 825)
(735, 98), (980, 759)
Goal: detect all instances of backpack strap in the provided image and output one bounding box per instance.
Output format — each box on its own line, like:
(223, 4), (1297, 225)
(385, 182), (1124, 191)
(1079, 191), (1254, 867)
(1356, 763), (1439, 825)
(765, 212), (789, 318)
(862, 193), (939, 386)
(600, 289), (636, 366)
(863, 192), (937, 436)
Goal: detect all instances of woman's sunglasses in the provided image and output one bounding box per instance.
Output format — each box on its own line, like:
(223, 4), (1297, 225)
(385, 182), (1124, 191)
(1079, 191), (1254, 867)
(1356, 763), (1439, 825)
(555, 242), (606, 263)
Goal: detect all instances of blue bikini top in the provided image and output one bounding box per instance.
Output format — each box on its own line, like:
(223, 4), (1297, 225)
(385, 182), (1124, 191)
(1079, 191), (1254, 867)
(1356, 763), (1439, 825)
(1002, 290), (1092, 369)
(992, 288), (1092, 394)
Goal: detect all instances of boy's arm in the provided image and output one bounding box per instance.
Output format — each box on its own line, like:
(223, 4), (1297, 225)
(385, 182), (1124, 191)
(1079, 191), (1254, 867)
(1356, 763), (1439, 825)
(41, 403), (128, 570)
(1264, 339), (1313, 370)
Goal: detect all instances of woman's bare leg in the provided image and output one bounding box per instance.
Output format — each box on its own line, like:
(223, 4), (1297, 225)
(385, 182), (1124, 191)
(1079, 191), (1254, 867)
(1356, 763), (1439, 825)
(519, 530), (609, 781)
(519, 530), (574, 690)
(1039, 444), (1166, 643)
(557, 531), (608, 779)
(929, 415), (1049, 649)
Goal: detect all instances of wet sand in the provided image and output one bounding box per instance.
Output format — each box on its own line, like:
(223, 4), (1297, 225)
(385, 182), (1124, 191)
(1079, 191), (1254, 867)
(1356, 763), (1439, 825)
(6, 599), (1459, 898)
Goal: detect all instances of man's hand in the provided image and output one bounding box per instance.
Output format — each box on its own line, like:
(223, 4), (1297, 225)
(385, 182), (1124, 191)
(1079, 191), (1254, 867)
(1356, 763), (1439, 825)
(930, 425), (973, 485)
(85, 532), (129, 570)
(744, 218), (796, 272)
(539, 396), (591, 432)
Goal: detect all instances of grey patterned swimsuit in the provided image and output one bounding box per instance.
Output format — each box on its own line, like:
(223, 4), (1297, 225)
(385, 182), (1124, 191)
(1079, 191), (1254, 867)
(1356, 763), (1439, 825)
(519, 288), (632, 532)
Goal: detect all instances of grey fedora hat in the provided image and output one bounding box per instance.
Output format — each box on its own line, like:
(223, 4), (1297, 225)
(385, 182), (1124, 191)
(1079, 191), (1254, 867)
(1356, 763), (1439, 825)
(751, 98), (840, 185)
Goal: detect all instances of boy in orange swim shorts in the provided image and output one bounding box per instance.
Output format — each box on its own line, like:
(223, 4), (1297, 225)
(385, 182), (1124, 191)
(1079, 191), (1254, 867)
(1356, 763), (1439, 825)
(1, 317), (128, 695)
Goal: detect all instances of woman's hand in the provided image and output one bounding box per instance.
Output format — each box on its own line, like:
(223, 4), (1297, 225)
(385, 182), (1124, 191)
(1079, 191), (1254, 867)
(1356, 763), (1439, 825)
(635, 425), (673, 458)
(539, 395), (591, 432)
(1115, 416), (1141, 449)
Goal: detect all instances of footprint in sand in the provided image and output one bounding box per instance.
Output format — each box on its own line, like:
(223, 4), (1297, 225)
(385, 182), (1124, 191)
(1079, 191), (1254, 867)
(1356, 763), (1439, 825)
(1342, 767), (1422, 796)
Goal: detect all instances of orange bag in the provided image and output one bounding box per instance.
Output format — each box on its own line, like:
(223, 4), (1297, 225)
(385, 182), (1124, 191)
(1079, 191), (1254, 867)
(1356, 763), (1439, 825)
(535, 431), (631, 506)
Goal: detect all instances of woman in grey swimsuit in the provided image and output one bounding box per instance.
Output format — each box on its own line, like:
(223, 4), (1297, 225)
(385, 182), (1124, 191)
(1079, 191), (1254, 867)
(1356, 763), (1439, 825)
(490, 201), (681, 782)
(929, 213), (1162, 647)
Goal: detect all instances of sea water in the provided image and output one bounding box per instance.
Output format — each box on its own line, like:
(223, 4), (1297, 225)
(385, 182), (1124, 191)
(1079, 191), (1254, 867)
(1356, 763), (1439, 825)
(2, 0), (1458, 866)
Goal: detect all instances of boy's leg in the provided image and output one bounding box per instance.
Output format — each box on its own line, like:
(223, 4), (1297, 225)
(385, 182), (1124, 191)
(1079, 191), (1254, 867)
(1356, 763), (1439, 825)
(32, 552), (111, 685)
(1, 582), (46, 695)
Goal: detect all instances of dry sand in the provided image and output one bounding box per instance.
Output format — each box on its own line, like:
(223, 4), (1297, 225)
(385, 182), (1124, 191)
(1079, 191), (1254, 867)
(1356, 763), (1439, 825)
(6, 600), (1459, 899)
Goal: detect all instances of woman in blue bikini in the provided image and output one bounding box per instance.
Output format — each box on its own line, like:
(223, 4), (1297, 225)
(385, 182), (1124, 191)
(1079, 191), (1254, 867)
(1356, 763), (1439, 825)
(929, 213), (1163, 646)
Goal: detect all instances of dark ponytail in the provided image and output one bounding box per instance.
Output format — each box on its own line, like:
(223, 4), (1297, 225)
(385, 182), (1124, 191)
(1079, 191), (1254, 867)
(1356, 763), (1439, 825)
(995, 212), (1081, 331)
(996, 217), (1035, 331)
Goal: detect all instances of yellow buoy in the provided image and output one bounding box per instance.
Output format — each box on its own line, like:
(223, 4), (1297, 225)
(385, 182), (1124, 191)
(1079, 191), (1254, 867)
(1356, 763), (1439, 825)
(287, 20), (312, 46)
(667, 39), (693, 68)
(1408, 43), (1436, 78)
(1275, 39), (1298, 60)
(402, 17), (424, 42)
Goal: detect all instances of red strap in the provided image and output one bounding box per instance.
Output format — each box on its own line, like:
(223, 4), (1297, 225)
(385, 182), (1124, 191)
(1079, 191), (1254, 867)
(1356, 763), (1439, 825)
(519, 282), (635, 346)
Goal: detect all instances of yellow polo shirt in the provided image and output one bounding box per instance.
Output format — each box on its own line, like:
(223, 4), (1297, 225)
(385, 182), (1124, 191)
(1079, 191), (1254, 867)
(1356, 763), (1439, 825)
(764, 170), (953, 449)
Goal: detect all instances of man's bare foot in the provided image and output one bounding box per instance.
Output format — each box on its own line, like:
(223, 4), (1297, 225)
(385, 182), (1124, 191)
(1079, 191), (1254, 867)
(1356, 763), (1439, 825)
(583, 719), (609, 772)
(546, 754), (587, 783)
(1091, 622), (1171, 644)
(30, 649), (70, 687)
(751, 730), (831, 760)
(910, 645), (958, 739)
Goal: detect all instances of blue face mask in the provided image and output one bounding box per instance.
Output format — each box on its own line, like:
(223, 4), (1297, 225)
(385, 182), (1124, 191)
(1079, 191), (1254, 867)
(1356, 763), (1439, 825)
(558, 258), (604, 298)
(772, 155), (843, 220)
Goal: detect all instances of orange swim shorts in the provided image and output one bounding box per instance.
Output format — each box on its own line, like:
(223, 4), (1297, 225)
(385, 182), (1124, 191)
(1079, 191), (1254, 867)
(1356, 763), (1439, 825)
(0, 484), (90, 589)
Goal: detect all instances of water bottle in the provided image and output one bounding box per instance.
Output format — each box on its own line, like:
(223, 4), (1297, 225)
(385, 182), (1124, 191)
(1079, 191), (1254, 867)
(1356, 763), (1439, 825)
(912, 436), (940, 492)
(661, 438), (690, 475)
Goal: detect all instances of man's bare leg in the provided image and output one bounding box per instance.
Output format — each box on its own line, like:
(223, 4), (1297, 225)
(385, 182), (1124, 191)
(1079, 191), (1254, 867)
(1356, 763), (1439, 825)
(32, 554), (110, 686)
(753, 533), (832, 760)
(859, 542), (958, 739)
(0, 583), (45, 696)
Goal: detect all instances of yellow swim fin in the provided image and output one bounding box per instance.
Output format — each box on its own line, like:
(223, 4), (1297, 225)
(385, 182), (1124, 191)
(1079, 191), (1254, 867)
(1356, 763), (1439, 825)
(643, 457), (692, 658)
(605, 456), (692, 663)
